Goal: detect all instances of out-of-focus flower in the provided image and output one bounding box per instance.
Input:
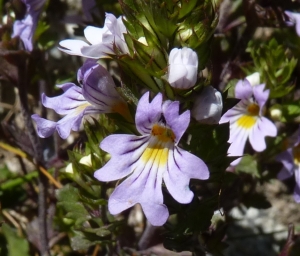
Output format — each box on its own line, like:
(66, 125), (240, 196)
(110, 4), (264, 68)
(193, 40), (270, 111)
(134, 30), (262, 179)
(276, 128), (300, 203)
(191, 86), (223, 124)
(219, 75), (277, 165)
(12, 0), (46, 51)
(285, 11), (300, 36)
(59, 13), (128, 59)
(167, 47), (198, 89)
(32, 61), (129, 139)
(81, 0), (100, 22)
(94, 92), (209, 226)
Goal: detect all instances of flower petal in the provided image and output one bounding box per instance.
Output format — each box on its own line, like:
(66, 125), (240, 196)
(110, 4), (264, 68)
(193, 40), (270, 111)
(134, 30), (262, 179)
(294, 166), (300, 203)
(252, 84), (269, 111)
(163, 147), (209, 204)
(235, 79), (253, 99)
(41, 84), (88, 115)
(108, 163), (168, 226)
(31, 114), (56, 138)
(81, 43), (114, 59)
(84, 26), (107, 45)
(135, 92), (162, 135)
(58, 39), (90, 56)
(94, 134), (148, 181)
(276, 150), (294, 180)
(163, 101), (190, 143)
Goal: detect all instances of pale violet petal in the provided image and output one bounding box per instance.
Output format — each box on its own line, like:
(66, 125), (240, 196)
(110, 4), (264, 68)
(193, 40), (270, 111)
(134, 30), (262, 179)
(59, 39), (89, 56)
(84, 26), (107, 45)
(135, 92), (162, 135)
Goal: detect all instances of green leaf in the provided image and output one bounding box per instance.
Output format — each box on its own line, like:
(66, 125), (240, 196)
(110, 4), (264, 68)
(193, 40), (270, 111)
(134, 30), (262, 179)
(56, 185), (90, 226)
(2, 224), (30, 256)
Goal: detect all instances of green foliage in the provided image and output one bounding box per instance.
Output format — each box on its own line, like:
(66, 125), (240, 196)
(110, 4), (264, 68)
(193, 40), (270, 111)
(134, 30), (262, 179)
(246, 38), (297, 98)
(1, 224), (30, 256)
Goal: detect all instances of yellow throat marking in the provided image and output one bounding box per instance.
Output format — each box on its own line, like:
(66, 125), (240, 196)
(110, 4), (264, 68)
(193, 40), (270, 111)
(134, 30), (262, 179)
(236, 103), (260, 129)
(141, 124), (175, 167)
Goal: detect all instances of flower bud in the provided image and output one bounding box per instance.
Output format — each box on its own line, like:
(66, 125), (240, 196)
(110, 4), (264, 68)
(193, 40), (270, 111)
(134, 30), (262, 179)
(168, 47), (198, 89)
(191, 86), (223, 124)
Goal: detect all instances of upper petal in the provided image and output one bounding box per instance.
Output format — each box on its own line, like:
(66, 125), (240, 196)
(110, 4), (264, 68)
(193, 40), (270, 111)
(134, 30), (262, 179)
(84, 26), (107, 45)
(135, 92), (163, 135)
(252, 84), (269, 110)
(235, 79), (253, 100)
(163, 101), (190, 143)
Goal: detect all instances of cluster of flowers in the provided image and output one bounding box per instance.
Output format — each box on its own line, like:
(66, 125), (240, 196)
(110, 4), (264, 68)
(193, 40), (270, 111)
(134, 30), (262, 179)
(16, 0), (300, 224)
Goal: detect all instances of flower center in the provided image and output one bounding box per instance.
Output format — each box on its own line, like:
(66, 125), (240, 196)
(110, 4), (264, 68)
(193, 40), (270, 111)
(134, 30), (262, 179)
(151, 124), (175, 142)
(247, 103), (260, 116)
(236, 103), (260, 129)
(293, 144), (300, 165)
(141, 124), (175, 167)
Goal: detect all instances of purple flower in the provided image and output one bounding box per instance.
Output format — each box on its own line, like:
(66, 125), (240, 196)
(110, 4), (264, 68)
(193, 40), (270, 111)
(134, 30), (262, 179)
(219, 74), (277, 165)
(12, 0), (46, 51)
(59, 13), (128, 59)
(285, 11), (300, 36)
(94, 92), (209, 226)
(32, 61), (129, 139)
(168, 47), (198, 89)
(276, 128), (300, 203)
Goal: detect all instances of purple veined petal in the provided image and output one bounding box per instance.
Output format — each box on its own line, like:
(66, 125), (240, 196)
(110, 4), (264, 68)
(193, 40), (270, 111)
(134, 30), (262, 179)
(163, 147), (209, 204)
(276, 149), (294, 180)
(163, 150), (194, 204)
(162, 101), (190, 143)
(58, 40), (90, 56)
(31, 114), (57, 138)
(94, 134), (149, 181)
(108, 162), (169, 226)
(235, 79), (253, 100)
(42, 85), (88, 116)
(55, 110), (85, 139)
(77, 60), (98, 84)
(56, 82), (76, 92)
(84, 26), (108, 45)
(219, 107), (243, 124)
(252, 84), (269, 111)
(175, 147), (209, 180)
(135, 92), (163, 135)
(82, 64), (122, 109)
(55, 105), (100, 139)
(293, 165), (300, 203)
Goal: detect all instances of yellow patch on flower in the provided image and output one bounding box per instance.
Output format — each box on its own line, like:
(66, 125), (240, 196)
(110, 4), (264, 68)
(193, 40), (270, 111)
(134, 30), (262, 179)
(293, 144), (300, 165)
(75, 102), (92, 114)
(237, 103), (259, 129)
(141, 124), (175, 166)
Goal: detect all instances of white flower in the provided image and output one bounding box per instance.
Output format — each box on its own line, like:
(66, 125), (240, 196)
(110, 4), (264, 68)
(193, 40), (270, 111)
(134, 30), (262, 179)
(58, 13), (128, 59)
(168, 47), (198, 89)
(191, 86), (223, 124)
